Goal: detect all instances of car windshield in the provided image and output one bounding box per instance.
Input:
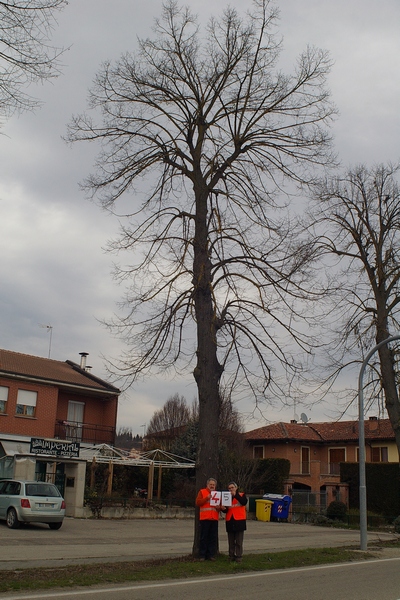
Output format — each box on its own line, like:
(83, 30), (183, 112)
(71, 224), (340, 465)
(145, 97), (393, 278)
(25, 484), (61, 497)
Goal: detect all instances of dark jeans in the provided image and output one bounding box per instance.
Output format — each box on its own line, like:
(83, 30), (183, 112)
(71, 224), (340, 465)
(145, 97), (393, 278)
(199, 519), (218, 559)
(227, 530), (244, 559)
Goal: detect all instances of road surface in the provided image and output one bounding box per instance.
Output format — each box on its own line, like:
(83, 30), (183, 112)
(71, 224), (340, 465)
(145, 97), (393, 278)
(1, 556), (400, 600)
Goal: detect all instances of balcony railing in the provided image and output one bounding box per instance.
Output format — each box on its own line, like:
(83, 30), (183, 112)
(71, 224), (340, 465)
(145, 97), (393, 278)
(301, 461), (310, 474)
(55, 420), (115, 445)
(318, 462), (341, 475)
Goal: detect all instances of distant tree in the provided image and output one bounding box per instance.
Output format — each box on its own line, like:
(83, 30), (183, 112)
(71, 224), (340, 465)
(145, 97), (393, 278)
(171, 419), (199, 462)
(218, 437), (258, 493)
(146, 394), (190, 435)
(145, 394), (191, 450)
(115, 427), (142, 450)
(310, 163), (400, 452)
(68, 0), (335, 552)
(0, 0), (66, 124)
(145, 391), (243, 451)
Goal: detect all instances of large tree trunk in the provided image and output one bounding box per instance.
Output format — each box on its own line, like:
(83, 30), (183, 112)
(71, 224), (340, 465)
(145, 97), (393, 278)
(376, 303), (400, 453)
(377, 343), (400, 451)
(192, 182), (222, 555)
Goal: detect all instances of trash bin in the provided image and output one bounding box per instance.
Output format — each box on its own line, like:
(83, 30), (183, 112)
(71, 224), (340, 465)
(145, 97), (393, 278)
(255, 499), (273, 522)
(262, 494), (292, 521)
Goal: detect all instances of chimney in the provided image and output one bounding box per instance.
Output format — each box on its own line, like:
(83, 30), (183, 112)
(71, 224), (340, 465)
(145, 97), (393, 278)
(79, 352), (89, 370)
(290, 419), (297, 424)
(368, 415), (378, 432)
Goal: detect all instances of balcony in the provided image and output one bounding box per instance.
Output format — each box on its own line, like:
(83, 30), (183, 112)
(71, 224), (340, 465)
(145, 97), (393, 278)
(55, 420), (115, 445)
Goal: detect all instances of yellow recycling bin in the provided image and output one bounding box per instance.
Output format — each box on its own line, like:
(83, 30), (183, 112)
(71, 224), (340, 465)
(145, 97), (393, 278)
(255, 499), (273, 522)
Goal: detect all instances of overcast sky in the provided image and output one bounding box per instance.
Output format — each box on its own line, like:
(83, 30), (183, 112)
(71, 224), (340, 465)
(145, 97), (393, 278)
(0, 0), (399, 434)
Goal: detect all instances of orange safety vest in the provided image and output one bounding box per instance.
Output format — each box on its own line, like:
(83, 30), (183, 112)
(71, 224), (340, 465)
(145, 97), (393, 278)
(225, 494), (246, 521)
(197, 488), (220, 521)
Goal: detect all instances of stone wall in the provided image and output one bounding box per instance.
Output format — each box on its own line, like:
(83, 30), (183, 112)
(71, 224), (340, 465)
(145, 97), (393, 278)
(80, 504), (195, 519)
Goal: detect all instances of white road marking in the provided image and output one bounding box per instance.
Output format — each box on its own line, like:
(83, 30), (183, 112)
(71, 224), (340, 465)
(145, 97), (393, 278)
(2, 557), (400, 600)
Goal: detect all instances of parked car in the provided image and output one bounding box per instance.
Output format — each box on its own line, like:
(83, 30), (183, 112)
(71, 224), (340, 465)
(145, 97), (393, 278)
(0, 479), (66, 529)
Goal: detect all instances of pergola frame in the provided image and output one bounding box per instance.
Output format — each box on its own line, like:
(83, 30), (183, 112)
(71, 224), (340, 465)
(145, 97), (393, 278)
(80, 444), (195, 499)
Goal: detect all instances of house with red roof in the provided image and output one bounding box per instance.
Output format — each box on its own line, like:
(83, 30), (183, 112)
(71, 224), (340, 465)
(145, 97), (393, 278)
(0, 349), (120, 516)
(245, 417), (398, 507)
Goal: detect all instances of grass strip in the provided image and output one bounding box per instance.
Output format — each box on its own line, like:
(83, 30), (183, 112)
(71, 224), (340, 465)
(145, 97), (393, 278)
(0, 547), (374, 594)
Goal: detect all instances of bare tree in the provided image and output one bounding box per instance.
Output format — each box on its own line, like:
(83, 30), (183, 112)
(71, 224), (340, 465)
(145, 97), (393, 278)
(0, 0), (66, 122)
(147, 394), (190, 435)
(310, 163), (400, 451)
(145, 393), (190, 449)
(67, 0), (336, 551)
(146, 391), (242, 450)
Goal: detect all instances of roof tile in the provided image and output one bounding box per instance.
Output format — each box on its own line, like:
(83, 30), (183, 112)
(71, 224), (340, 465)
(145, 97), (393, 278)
(245, 419), (395, 442)
(0, 349), (119, 394)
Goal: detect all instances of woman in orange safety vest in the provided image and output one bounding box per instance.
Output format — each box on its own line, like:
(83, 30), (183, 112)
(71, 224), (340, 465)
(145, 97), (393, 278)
(221, 481), (248, 562)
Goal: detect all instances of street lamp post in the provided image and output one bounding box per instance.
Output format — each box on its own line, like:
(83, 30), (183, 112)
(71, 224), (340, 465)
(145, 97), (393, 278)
(358, 334), (400, 551)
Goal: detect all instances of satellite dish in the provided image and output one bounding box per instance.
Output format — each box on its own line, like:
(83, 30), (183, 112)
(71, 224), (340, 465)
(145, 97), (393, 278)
(294, 413), (299, 422)
(300, 413), (309, 423)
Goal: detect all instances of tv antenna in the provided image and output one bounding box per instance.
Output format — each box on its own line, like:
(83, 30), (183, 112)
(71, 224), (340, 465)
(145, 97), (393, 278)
(39, 324), (53, 358)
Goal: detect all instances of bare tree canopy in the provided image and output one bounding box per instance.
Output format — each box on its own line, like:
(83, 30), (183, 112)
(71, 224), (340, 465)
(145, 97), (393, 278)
(67, 0), (336, 547)
(146, 393), (191, 436)
(0, 0), (66, 121)
(310, 163), (400, 449)
(145, 391), (243, 451)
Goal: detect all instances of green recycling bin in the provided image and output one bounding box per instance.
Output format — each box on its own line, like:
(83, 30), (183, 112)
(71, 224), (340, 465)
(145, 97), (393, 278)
(255, 499), (273, 522)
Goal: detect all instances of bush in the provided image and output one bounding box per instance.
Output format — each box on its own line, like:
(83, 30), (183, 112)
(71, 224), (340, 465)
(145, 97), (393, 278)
(310, 514), (330, 525)
(326, 501), (347, 521)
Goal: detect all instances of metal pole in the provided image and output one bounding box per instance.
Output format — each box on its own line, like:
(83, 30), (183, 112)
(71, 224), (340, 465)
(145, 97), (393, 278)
(358, 334), (400, 551)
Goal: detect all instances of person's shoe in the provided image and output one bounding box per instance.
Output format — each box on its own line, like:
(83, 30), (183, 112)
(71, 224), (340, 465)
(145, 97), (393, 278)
(198, 558), (205, 562)
(235, 557), (242, 563)
(208, 557), (216, 561)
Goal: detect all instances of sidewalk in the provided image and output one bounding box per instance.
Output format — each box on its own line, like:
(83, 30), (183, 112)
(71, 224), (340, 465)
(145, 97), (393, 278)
(0, 518), (398, 570)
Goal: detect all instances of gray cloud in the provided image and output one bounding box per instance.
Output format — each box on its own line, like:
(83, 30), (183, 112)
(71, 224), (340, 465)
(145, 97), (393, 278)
(1, 0), (399, 433)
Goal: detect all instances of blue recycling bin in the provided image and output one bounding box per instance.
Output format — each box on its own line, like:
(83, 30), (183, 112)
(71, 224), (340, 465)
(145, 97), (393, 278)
(262, 494), (292, 521)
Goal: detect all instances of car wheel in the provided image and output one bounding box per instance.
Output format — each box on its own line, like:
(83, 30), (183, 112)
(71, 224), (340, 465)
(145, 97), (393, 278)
(48, 522), (63, 530)
(6, 508), (21, 529)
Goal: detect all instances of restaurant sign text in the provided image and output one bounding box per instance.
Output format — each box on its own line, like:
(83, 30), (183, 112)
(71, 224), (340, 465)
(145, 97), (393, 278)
(30, 438), (80, 458)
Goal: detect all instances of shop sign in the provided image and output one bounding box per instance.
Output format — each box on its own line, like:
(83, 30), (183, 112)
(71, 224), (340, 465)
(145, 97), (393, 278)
(30, 438), (80, 458)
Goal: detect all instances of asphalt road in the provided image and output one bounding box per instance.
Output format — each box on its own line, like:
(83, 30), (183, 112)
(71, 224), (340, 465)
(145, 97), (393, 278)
(1, 556), (400, 600)
(0, 516), (398, 570)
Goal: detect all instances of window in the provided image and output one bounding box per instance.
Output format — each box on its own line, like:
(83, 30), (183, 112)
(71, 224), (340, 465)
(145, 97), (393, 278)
(371, 446), (388, 462)
(1, 481), (21, 495)
(0, 386), (8, 414)
(301, 447), (310, 474)
(253, 446), (264, 459)
(16, 389), (37, 417)
(329, 448), (346, 474)
(26, 483), (60, 497)
(66, 401), (85, 440)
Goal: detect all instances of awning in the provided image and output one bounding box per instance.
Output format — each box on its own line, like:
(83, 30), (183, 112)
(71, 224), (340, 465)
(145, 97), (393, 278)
(0, 440), (31, 456)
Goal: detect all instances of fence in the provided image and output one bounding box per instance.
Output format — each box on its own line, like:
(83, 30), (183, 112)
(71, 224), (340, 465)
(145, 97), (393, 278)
(291, 490), (327, 520)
